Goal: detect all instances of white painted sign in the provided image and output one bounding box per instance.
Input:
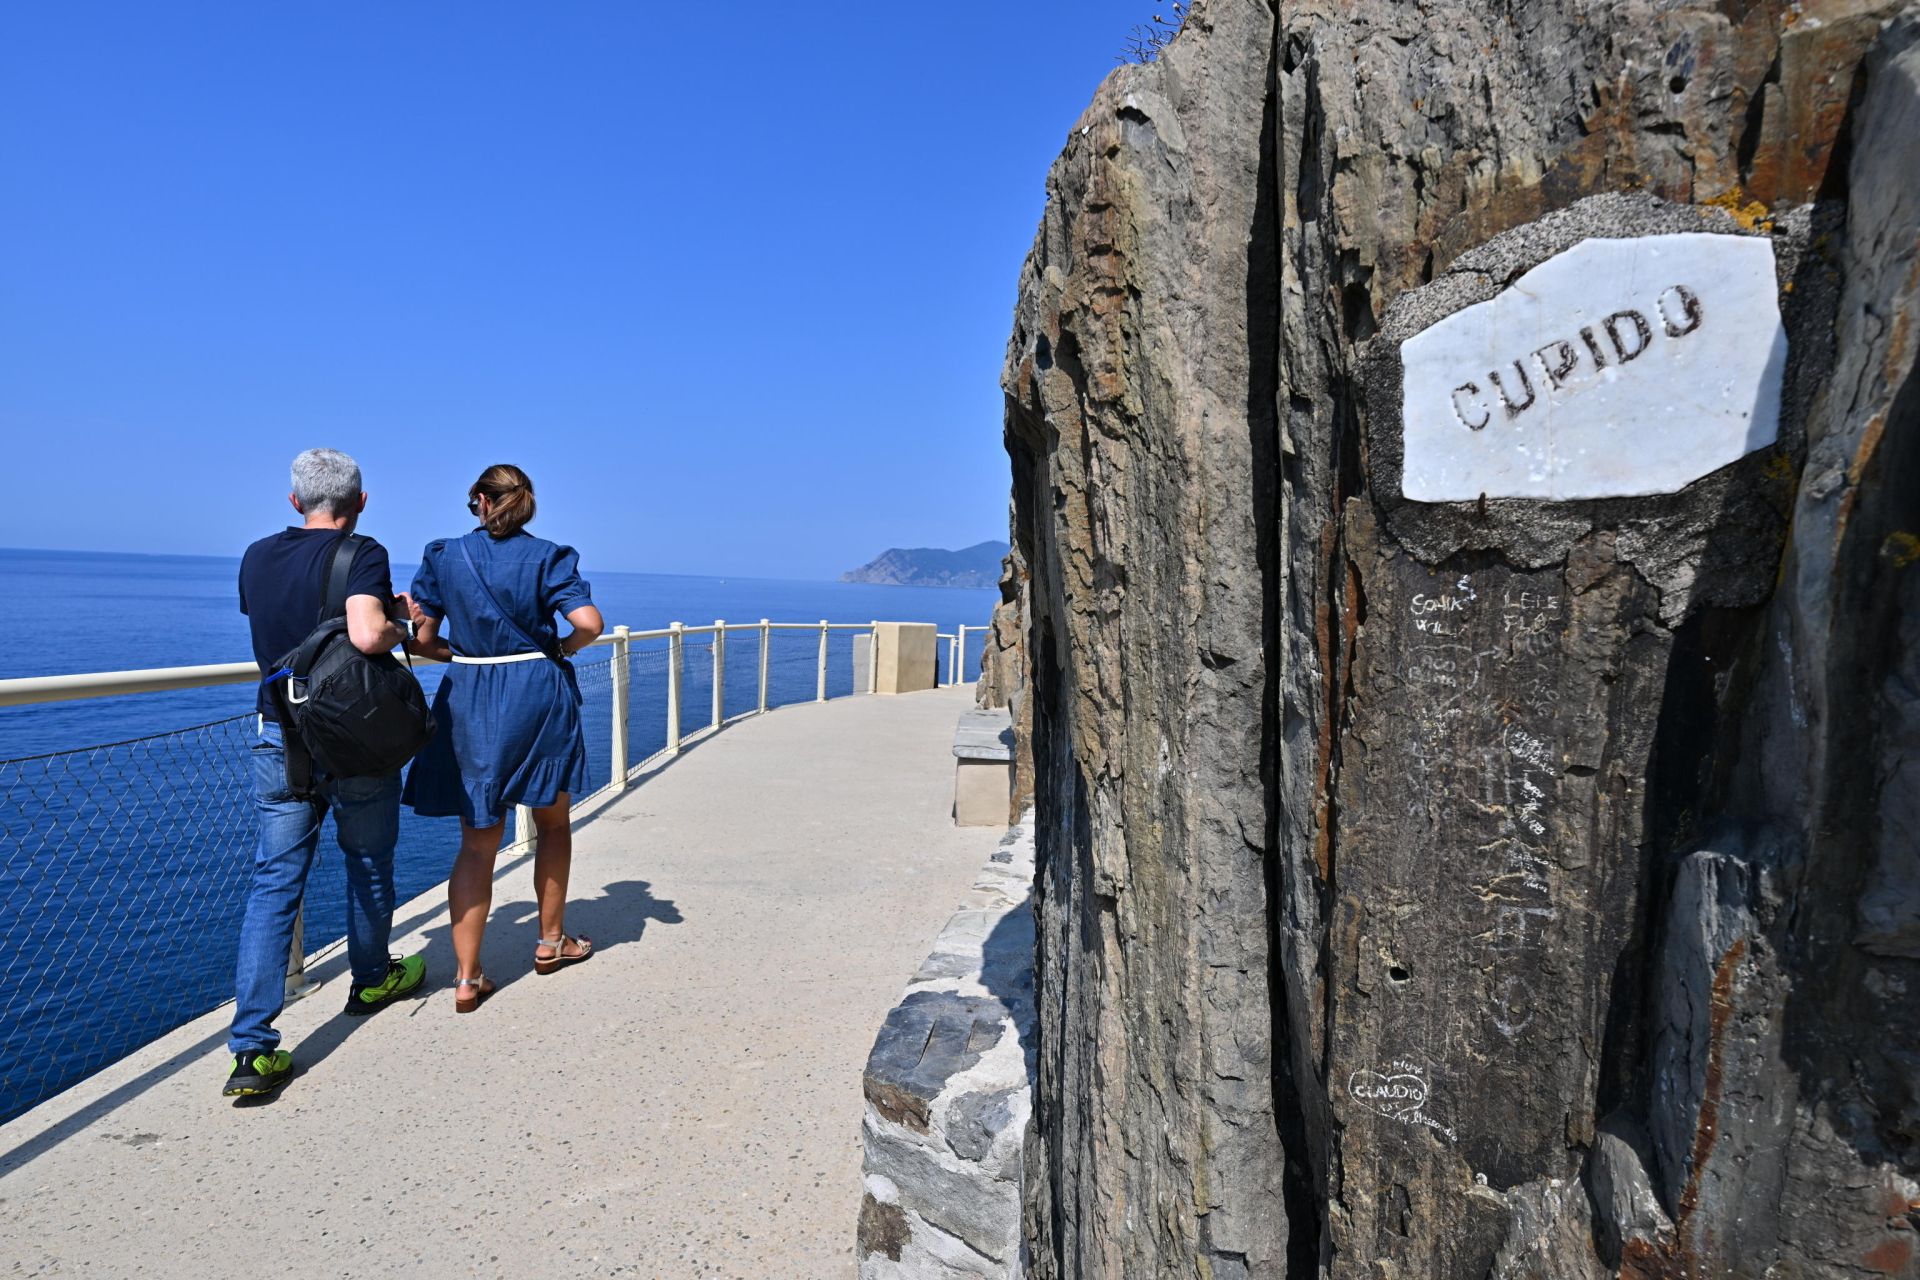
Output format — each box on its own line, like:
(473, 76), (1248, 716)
(1400, 234), (1787, 502)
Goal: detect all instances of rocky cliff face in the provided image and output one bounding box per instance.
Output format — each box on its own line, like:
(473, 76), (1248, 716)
(1001, 2), (1920, 1276)
(978, 540), (1036, 825)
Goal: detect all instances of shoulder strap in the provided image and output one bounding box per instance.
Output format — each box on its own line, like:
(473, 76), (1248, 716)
(457, 535), (560, 660)
(278, 685), (315, 796)
(319, 533), (366, 624)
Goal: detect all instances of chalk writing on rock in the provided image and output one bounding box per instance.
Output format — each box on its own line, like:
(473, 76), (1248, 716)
(1390, 566), (1570, 1048)
(1349, 1058), (1458, 1142)
(1399, 233), (1786, 501)
(1489, 976), (1536, 1040)
(1398, 568), (1569, 1044)
(1477, 718), (1563, 1038)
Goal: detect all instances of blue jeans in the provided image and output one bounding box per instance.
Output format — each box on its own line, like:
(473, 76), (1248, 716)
(230, 719), (401, 1055)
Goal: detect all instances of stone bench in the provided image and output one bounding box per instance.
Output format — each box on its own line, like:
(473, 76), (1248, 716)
(952, 708), (1014, 828)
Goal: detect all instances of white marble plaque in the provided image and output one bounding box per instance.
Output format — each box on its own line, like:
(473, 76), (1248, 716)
(1400, 234), (1787, 502)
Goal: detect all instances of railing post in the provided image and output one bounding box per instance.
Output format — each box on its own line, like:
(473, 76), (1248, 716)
(285, 906), (315, 1001)
(667, 621), (684, 755)
(712, 620), (726, 728)
(609, 624), (630, 790)
(515, 803), (535, 851)
(758, 619), (771, 713)
(956, 625), (969, 689)
(868, 619), (879, 694)
(948, 631), (959, 686)
(817, 619), (829, 702)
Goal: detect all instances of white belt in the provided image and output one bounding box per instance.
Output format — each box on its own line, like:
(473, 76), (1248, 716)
(450, 651), (548, 665)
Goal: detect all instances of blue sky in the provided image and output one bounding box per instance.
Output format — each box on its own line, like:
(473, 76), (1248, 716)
(0, 3), (1145, 578)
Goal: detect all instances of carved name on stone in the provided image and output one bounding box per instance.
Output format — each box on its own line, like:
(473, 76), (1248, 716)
(1400, 234), (1787, 501)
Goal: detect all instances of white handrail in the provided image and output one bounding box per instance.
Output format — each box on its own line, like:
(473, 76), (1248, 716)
(0, 618), (927, 709)
(0, 661), (268, 708)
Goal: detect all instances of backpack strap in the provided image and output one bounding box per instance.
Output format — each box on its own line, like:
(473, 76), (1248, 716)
(280, 706), (315, 796)
(319, 533), (365, 624)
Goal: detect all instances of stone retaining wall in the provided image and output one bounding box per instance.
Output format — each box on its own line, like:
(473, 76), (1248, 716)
(857, 818), (1034, 1278)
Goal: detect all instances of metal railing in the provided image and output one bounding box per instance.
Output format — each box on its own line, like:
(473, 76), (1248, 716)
(0, 618), (984, 1123)
(0, 621), (986, 711)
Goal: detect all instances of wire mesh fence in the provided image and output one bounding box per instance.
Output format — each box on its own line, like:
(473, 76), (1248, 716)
(0, 626), (893, 1121)
(569, 652), (619, 801)
(0, 716), (295, 1123)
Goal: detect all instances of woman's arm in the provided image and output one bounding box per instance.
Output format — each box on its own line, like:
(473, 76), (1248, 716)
(559, 604), (604, 658)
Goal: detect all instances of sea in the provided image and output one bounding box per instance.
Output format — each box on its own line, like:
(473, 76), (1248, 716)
(0, 546), (998, 1121)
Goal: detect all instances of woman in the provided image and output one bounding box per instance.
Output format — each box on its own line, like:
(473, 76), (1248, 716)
(404, 464), (605, 1012)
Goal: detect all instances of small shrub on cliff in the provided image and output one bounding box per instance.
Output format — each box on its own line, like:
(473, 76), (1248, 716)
(1120, 0), (1187, 63)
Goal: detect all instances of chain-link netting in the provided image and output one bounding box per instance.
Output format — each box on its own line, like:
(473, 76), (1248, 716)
(669, 628), (877, 731)
(0, 630), (882, 1121)
(0, 715), (284, 1122)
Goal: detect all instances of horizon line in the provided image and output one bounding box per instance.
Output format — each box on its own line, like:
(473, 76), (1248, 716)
(0, 543), (1005, 590)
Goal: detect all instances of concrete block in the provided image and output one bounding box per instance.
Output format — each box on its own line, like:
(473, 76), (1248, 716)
(875, 622), (937, 694)
(954, 760), (1010, 827)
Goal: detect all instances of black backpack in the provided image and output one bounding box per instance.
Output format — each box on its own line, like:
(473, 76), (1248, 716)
(267, 534), (435, 793)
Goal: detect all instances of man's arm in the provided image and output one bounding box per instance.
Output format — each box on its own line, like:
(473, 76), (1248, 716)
(345, 594), (406, 655)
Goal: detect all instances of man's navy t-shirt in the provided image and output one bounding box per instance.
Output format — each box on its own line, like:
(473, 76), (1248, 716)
(239, 527), (394, 715)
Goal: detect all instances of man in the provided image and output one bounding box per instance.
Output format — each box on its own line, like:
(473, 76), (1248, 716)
(225, 447), (427, 1097)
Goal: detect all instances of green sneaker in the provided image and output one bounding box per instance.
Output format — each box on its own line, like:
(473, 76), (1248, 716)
(224, 1049), (294, 1097)
(343, 953), (427, 1017)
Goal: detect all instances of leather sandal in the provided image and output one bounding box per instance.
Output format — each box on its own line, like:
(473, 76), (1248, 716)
(533, 934), (593, 976)
(453, 973), (495, 1014)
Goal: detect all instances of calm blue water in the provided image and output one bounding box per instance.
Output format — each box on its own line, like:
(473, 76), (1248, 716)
(0, 545), (997, 1121)
(0, 546), (999, 756)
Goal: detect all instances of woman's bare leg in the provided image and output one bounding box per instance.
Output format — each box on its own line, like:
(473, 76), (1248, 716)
(449, 821), (506, 982)
(530, 795), (584, 959)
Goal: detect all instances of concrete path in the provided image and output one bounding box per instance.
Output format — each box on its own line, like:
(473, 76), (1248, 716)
(0, 686), (1000, 1279)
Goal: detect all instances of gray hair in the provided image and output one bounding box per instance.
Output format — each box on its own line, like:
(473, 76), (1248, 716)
(289, 448), (363, 516)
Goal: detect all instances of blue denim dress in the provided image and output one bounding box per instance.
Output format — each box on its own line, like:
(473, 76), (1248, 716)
(401, 530), (594, 828)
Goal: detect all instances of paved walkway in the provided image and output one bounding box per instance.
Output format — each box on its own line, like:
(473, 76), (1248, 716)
(0, 686), (1000, 1279)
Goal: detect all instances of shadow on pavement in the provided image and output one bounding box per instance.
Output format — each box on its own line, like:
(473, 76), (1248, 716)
(0, 873), (683, 1175)
(291, 877), (684, 1079)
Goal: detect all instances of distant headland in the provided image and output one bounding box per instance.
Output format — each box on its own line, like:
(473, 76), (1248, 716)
(840, 540), (1008, 589)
